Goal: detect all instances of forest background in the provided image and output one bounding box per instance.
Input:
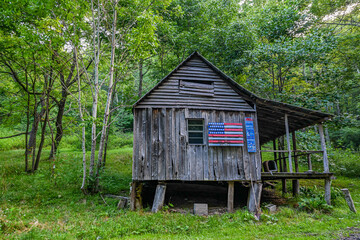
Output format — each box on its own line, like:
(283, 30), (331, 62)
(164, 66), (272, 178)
(1, 0), (360, 239)
(1, 0), (359, 190)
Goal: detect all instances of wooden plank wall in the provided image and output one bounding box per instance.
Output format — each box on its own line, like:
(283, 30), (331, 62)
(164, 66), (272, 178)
(136, 56), (254, 112)
(133, 108), (261, 181)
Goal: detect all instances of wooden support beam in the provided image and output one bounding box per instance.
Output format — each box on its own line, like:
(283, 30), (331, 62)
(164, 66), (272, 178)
(260, 150), (323, 153)
(130, 182), (136, 211)
(278, 138), (286, 194)
(272, 140), (277, 170)
(307, 154), (312, 171)
(285, 114), (293, 173)
(319, 124), (329, 173)
(292, 131), (299, 196)
(325, 179), (331, 205)
(130, 182), (143, 211)
(228, 181), (235, 213)
(152, 183), (167, 213)
(247, 182), (262, 214)
(341, 188), (357, 213)
(262, 172), (334, 180)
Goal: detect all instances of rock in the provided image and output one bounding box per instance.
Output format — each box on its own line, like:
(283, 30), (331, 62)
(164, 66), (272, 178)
(265, 204), (277, 213)
(194, 203), (208, 216)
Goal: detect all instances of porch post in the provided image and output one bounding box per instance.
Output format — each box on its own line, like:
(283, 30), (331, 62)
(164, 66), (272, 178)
(284, 114), (293, 173)
(292, 131), (299, 196)
(319, 123), (331, 205)
(318, 124), (329, 172)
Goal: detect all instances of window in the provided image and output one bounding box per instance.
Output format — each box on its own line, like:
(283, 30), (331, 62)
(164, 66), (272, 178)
(187, 119), (204, 144)
(179, 80), (214, 97)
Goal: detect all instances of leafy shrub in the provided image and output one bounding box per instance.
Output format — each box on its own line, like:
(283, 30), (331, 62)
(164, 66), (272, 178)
(107, 132), (133, 149)
(0, 128), (24, 151)
(328, 148), (360, 177)
(298, 197), (333, 213)
(300, 186), (342, 205)
(298, 186), (342, 213)
(331, 127), (360, 150)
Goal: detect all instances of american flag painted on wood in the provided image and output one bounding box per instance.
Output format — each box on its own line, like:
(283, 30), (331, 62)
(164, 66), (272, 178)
(208, 122), (244, 146)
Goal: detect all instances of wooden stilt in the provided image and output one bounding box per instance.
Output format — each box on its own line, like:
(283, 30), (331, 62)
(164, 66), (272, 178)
(151, 183), (166, 213)
(228, 181), (235, 213)
(325, 179), (331, 205)
(292, 131), (299, 196)
(341, 188), (357, 213)
(247, 182), (263, 214)
(130, 182), (143, 211)
(130, 182), (136, 211)
(135, 183), (143, 210)
(282, 179), (287, 194)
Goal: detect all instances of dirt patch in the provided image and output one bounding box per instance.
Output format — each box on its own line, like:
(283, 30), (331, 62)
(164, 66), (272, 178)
(261, 188), (287, 206)
(338, 227), (360, 240)
(168, 207), (228, 215)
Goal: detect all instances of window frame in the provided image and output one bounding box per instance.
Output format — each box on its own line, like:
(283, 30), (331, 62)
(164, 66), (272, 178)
(186, 118), (205, 145)
(179, 80), (214, 97)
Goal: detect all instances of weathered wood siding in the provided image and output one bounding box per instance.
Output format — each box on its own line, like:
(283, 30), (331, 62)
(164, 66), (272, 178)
(136, 56), (255, 112)
(132, 108), (261, 181)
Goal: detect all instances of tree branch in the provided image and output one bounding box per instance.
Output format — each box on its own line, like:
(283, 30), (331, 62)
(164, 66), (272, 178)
(0, 132), (28, 140)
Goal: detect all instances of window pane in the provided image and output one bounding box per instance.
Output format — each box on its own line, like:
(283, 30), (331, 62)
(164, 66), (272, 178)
(189, 138), (203, 144)
(188, 119), (204, 145)
(189, 132), (203, 138)
(188, 120), (203, 125)
(188, 125), (203, 131)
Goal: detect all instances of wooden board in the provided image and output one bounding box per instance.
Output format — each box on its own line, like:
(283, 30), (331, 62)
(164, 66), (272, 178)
(133, 108), (255, 181)
(136, 57), (254, 112)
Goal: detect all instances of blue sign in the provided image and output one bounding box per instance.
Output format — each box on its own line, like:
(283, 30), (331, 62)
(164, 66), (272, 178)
(245, 117), (256, 152)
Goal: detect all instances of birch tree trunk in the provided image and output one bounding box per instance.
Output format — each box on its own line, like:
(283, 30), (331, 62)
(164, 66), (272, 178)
(89, 0), (101, 183)
(74, 44), (87, 194)
(95, 4), (117, 190)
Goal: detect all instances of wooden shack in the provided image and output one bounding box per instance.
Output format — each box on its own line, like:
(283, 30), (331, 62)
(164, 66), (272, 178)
(131, 52), (333, 213)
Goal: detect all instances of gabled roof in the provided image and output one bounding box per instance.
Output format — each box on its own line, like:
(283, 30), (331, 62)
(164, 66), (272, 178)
(134, 51), (332, 144)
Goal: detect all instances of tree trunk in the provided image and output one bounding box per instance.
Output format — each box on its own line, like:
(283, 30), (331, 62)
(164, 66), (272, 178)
(49, 97), (67, 159)
(25, 74), (30, 172)
(95, 5), (117, 190)
(29, 99), (46, 171)
(89, 0), (101, 184)
(138, 59), (143, 98)
(27, 103), (44, 155)
(33, 88), (49, 172)
(103, 81), (118, 167)
(74, 43), (87, 194)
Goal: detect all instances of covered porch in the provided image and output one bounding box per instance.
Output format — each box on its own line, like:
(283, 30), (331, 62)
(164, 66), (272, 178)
(254, 98), (333, 204)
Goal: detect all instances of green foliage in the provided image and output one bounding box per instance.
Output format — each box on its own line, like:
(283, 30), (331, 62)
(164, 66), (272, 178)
(299, 185), (342, 208)
(250, 0), (309, 41)
(114, 108), (134, 132)
(331, 127), (360, 151)
(298, 197), (333, 213)
(329, 148), (360, 177)
(1, 149), (360, 239)
(107, 132), (133, 149)
(0, 128), (24, 151)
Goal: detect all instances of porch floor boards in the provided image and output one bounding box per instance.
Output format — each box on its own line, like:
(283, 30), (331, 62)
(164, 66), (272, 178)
(261, 172), (333, 180)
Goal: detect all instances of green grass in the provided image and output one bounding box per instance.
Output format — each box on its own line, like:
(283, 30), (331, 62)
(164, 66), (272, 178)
(1, 147), (360, 239)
